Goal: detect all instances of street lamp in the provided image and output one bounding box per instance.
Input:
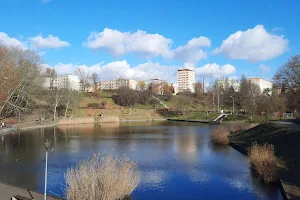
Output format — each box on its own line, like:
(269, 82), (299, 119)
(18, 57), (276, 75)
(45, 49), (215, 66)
(230, 96), (235, 115)
(44, 139), (51, 200)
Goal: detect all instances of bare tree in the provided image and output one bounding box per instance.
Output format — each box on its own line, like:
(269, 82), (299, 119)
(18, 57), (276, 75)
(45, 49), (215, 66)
(274, 55), (300, 95)
(239, 76), (261, 116)
(274, 55), (300, 113)
(175, 92), (193, 115)
(46, 88), (64, 120)
(0, 46), (42, 118)
(44, 67), (57, 90)
(76, 68), (90, 92)
(194, 82), (203, 98)
(138, 80), (147, 90)
(90, 72), (99, 92)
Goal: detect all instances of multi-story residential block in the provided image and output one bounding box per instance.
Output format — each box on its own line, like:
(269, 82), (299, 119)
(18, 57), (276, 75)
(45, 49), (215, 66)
(247, 78), (273, 93)
(150, 79), (166, 95)
(43, 75), (80, 91)
(100, 78), (137, 90)
(216, 79), (241, 92)
(100, 80), (117, 90)
(177, 69), (195, 93)
(116, 78), (137, 89)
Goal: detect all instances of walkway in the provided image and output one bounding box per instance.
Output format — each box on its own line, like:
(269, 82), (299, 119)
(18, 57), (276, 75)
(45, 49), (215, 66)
(0, 182), (60, 200)
(271, 119), (300, 200)
(152, 96), (168, 109)
(271, 119), (300, 130)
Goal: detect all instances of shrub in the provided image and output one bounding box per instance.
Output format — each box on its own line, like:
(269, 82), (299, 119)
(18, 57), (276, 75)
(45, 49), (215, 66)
(210, 126), (230, 145)
(160, 94), (172, 101)
(101, 101), (108, 109)
(87, 103), (100, 108)
(248, 143), (277, 183)
(65, 154), (141, 200)
(137, 90), (152, 104)
(113, 87), (138, 106)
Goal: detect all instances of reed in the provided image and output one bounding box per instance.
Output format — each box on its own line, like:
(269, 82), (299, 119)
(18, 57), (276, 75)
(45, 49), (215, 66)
(58, 117), (94, 125)
(248, 143), (277, 183)
(210, 126), (230, 145)
(98, 116), (120, 123)
(65, 154), (141, 200)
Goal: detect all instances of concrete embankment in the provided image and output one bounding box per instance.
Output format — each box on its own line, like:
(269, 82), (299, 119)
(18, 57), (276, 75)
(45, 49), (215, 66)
(0, 181), (60, 200)
(167, 118), (210, 123)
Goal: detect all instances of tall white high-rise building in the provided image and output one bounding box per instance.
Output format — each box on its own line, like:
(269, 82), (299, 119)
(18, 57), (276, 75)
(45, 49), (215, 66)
(177, 69), (195, 93)
(43, 75), (80, 91)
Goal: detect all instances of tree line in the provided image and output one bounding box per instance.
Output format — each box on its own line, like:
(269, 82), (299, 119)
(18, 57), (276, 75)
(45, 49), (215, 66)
(1, 44), (300, 120)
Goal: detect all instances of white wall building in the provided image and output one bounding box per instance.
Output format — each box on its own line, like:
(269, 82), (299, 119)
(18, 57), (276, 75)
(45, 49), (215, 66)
(43, 75), (80, 91)
(177, 69), (195, 93)
(100, 78), (137, 90)
(217, 79), (241, 92)
(247, 78), (273, 93)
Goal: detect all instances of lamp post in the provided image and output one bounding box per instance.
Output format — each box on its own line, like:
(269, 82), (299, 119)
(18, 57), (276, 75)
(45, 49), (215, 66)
(230, 96), (235, 115)
(44, 139), (51, 200)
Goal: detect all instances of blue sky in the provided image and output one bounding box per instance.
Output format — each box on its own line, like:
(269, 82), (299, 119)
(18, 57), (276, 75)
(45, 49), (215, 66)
(1, 0), (299, 83)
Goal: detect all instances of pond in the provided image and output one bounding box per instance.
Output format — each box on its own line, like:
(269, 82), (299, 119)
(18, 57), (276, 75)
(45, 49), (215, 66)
(0, 121), (282, 199)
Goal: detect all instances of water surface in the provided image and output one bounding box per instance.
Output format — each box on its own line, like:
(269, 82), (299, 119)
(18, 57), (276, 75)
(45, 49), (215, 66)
(0, 121), (282, 199)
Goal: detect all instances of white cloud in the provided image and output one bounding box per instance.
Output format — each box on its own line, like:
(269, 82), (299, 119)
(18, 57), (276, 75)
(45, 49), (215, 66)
(84, 28), (172, 57)
(183, 62), (196, 70)
(30, 35), (70, 49)
(169, 37), (210, 62)
(43, 60), (178, 82)
(84, 28), (210, 63)
(0, 32), (27, 49)
(195, 63), (236, 77)
(214, 25), (288, 62)
(44, 61), (236, 83)
(259, 64), (271, 74)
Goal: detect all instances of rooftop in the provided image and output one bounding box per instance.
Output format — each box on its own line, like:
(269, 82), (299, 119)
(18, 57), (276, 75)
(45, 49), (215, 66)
(178, 68), (194, 72)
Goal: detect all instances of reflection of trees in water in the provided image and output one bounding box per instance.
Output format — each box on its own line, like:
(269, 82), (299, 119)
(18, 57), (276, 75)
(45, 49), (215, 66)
(0, 128), (52, 190)
(174, 131), (197, 162)
(209, 142), (230, 155)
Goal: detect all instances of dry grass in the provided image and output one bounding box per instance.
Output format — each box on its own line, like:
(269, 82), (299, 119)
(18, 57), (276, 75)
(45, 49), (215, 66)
(248, 143), (277, 183)
(210, 123), (258, 145)
(65, 154), (141, 200)
(98, 116), (120, 123)
(58, 117), (95, 125)
(210, 126), (230, 145)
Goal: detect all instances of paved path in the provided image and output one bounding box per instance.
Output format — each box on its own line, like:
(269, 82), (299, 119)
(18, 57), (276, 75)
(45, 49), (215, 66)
(0, 182), (60, 200)
(271, 119), (300, 130)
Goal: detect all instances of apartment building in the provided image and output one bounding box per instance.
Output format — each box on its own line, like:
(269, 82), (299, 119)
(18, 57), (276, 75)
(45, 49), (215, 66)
(43, 74), (80, 91)
(217, 79), (241, 92)
(100, 78), (137, 90)
(177, 69), (195, 93)
(247, 78), (273, 93)
(150, 79), (165, 95)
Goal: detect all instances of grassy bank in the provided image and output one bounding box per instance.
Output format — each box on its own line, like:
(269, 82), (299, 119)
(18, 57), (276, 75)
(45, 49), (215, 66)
(230, 123), (300, 199)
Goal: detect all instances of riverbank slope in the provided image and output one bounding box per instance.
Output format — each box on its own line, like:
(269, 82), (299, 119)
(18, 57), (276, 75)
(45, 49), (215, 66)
(229, 123), (300, 199)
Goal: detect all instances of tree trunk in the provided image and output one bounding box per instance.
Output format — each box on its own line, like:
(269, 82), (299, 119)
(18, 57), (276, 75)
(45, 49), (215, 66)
(53, 106), (57, 121)
(64, 98), (70, 117)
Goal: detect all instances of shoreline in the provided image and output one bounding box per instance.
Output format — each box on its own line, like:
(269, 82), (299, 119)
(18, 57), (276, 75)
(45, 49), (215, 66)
(0, 118), (168, 135)
(229, 142), (288, 200)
